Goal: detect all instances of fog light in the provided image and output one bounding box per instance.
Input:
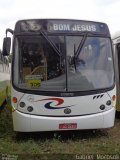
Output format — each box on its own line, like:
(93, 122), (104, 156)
(19, 102), (26, 108)
(106, 100), (111, 106)
(27, 106), (33, 112)
(100, 105), (105, 110)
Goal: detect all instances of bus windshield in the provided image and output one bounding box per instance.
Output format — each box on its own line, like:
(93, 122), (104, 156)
(13, 34), (114, 92)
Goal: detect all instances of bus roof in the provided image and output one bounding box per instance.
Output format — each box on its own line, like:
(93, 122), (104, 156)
(14, 19), (110, 36)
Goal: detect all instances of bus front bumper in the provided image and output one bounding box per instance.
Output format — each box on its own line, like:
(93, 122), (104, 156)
(12, 108), (115, 132)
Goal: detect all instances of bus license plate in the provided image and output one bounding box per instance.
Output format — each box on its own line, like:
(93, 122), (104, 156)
(59, 123), (77, 129)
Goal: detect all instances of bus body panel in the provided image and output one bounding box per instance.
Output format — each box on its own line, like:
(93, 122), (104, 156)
(11, 86), (116, 132)
(113, 45), (120, 111)
(12, 108), (115, 132)
(13, 89), (115, 117)
(112, 33), (120, 111)
(0, 56), (10, 108)
(0, 80), (7, 106)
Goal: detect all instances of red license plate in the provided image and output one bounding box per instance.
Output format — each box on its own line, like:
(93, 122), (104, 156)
(59, 123), (77, 129)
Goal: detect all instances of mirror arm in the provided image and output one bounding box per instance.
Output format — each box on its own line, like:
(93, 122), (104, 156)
(6, 28), (13, 37)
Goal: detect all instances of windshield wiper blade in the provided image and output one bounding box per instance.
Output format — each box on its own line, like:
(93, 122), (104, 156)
(75, 32), (88, 58)
(71, 32), (88, 71)
(40, 30), (61, 56)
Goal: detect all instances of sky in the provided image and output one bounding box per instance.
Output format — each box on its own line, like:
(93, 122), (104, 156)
(0, 0), (120, 49)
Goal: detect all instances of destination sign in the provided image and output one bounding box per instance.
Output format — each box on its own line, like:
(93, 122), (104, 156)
(16, 19), (108, 34)
(48, 20), (106, 33)
(48, 23), (97, 32)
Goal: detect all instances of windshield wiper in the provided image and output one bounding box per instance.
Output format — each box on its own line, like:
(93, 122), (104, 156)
(40, 30), (61, 56)
(75, 32), (88, 58)
(71, 32), (88, 71)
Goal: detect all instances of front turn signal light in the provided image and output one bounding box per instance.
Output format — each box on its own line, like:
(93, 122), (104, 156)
(12, 97), (17, 103)
(112, 95), (116, 101)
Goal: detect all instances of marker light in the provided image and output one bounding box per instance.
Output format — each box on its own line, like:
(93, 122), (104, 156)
(19, 102), (26, 108)
(12, 97), (17, 103)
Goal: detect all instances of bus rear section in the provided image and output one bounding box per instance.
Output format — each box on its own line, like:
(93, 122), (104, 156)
(3, 19), (116, 132)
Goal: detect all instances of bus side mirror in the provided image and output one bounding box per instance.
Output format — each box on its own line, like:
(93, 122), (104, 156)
(2, 37), (11, 56)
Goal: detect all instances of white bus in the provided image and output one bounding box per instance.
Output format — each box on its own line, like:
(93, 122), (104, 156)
(3, 19), (116, 132)
(112, 31), (120, 113)
(0, 49), (10, 110)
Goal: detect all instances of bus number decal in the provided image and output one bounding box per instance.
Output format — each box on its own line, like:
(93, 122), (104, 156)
(25, 75), (42, 88)
(26, 79), (41, 88)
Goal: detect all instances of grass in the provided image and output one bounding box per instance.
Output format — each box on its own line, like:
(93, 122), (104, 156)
(0, 95), (120, 159)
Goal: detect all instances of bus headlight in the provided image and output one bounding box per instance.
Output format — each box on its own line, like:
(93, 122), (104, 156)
(19, 102), (26, 108)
